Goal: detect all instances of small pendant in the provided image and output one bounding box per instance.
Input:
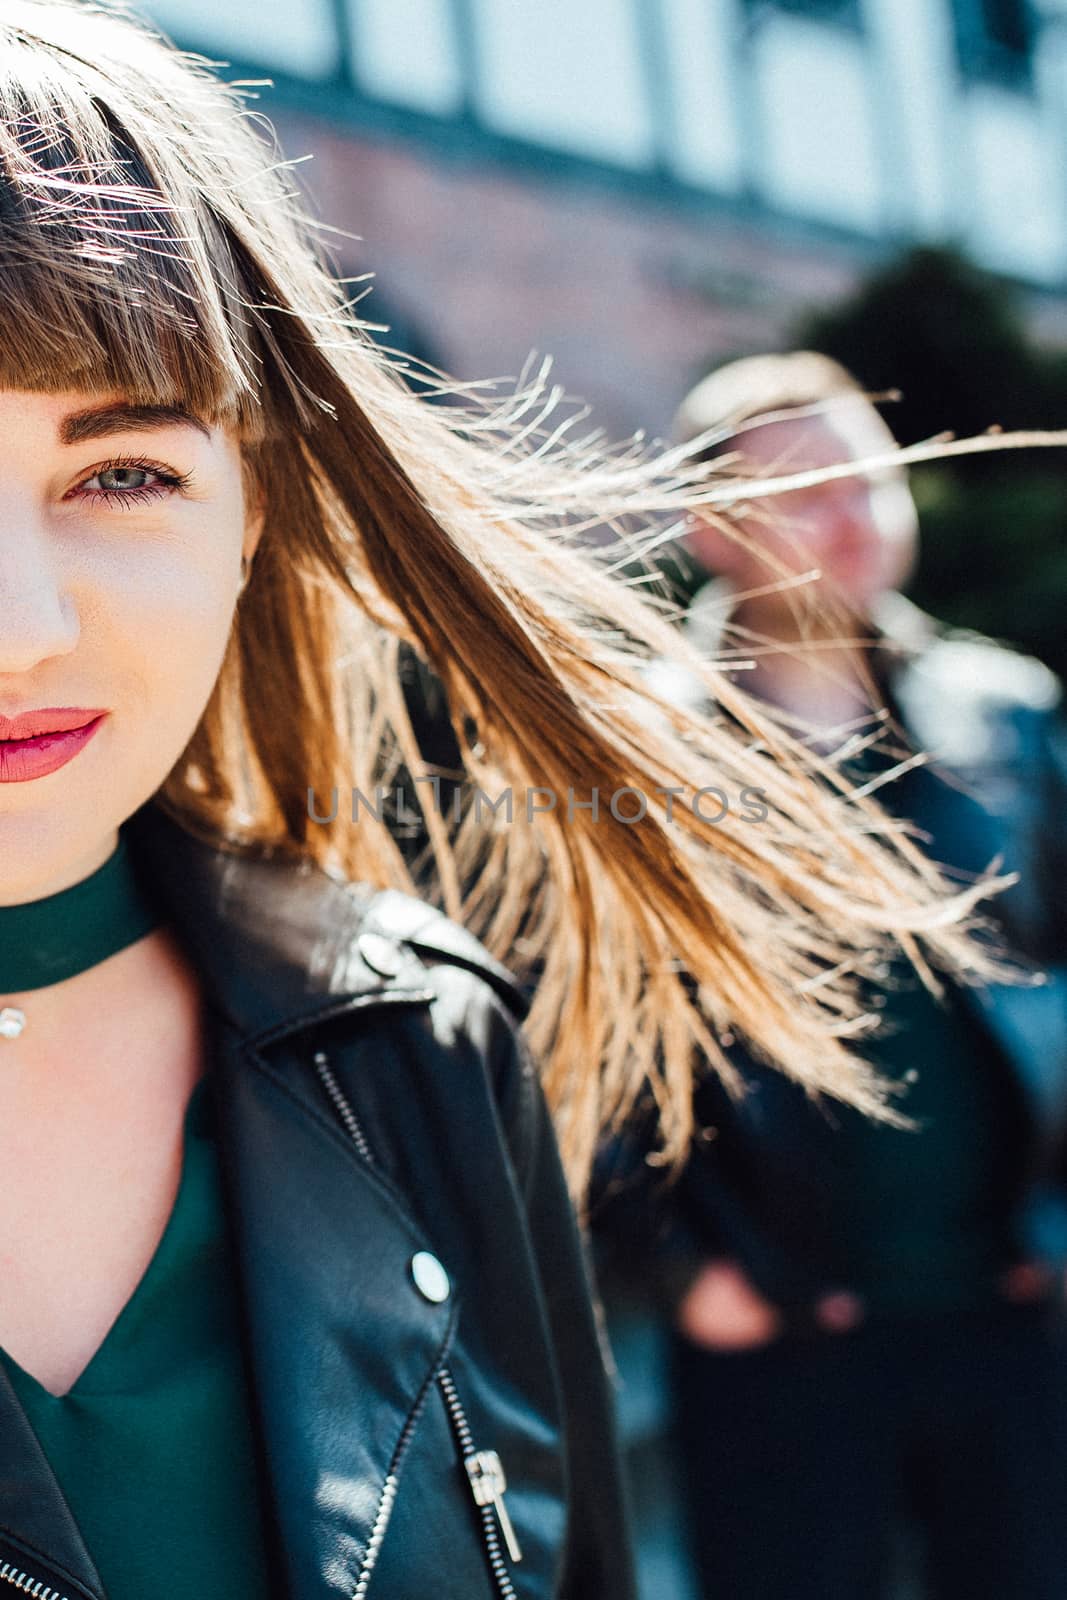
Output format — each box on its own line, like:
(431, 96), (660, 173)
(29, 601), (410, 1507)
(0, 1007), (26, 1040)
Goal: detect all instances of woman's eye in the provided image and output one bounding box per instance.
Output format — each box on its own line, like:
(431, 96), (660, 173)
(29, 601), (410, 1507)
(70, 459), (189, 506)
(97, 466), (156, 492)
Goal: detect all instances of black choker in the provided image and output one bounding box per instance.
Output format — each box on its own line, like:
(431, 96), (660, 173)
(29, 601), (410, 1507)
(0, 829), (162, 1039)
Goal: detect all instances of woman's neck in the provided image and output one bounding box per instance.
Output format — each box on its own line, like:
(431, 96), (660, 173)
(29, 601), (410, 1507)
(0, 924), (204, 1078)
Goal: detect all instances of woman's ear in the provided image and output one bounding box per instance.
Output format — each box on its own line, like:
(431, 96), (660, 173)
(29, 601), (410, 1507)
(242, 476), (266, 566)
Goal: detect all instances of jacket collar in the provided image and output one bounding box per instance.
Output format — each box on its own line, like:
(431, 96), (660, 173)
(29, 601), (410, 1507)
(121, 797), (430, 1045)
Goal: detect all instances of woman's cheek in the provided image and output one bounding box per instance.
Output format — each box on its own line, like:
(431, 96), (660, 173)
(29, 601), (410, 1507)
(152, 572), (234, 686)
(115, 555), (238, 735)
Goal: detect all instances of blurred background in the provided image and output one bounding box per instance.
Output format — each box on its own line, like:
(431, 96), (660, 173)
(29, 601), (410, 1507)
(139, 0), (1067, 675)
(132, 2), (1067, 1595)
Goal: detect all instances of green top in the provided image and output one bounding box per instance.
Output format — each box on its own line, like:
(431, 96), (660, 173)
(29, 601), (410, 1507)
(0, 1069), (276, 1600)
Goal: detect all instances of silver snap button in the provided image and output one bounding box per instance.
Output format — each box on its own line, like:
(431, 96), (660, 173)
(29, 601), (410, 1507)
(410, 1251), (450, 1303)
(357, 931), (405, 978)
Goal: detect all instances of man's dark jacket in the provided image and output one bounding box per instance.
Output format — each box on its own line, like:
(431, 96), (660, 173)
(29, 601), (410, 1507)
(595, 580), (1067, 1324)
(0, 797), (636, 1600)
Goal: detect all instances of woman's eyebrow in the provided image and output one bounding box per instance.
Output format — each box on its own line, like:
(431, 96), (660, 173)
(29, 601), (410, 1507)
(58, 402), (212, 446)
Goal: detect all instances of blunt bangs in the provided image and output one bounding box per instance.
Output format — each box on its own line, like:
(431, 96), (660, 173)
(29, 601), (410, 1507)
(0, 5), (275, 440)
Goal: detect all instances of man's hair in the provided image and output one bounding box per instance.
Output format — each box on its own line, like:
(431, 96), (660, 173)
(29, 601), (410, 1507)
(673, 350), (871, 453)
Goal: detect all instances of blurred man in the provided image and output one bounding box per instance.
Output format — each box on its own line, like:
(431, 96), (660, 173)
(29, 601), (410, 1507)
(595, 352), (1067, 1600)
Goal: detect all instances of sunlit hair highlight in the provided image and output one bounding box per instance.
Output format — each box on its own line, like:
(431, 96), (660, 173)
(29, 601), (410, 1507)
(0, 0), (1047, 1200)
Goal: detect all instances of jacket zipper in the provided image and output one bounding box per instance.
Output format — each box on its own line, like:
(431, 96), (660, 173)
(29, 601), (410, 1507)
(313, 1048), (376, 1164)
(349, 1359), (443, 1600)
(0, 1559), (73, 1599)
(437, 1367), (521, 1597)
(312, 1050), (523, 1600)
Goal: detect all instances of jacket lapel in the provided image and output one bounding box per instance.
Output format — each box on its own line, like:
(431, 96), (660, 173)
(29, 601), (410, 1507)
(0, 1360), (106, 1600)
(123, 798), (459, 1598)
(207, 1009), (457, 1599)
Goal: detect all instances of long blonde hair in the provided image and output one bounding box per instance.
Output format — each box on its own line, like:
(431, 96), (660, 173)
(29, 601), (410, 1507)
(0, 0), (1053, 1196)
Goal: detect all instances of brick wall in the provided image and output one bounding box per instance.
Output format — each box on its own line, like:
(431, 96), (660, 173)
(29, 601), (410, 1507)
(273, 111), (1067, 444)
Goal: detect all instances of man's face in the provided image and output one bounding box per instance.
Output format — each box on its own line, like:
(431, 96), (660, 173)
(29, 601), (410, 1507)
(687, 402), (919, 618)
(0, 388), (262, 903)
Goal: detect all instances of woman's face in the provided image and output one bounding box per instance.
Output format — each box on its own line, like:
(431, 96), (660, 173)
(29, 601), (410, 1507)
(0, 388), (262, 904)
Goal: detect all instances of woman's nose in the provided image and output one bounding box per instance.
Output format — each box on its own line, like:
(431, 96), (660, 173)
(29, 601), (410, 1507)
(0, 531), (78, 674)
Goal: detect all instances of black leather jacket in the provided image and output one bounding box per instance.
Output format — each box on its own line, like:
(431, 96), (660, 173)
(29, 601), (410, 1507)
(0, 798), (636, 1600)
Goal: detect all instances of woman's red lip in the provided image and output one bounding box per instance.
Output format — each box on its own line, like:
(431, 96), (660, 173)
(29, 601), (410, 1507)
(0, 707), (107, 740)
(0, 720), (94, 740)
(0, 713), (106, 783)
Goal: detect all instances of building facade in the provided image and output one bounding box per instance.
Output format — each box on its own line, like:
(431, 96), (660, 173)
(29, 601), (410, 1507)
(143, 0), (1067, 435)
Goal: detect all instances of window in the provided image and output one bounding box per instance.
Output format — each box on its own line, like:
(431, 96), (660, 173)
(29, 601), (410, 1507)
(742, 0), (862, 29)
(470, 0), (657, 167)
(953, 0), (1036, 86)
(145, 0), (340, 78)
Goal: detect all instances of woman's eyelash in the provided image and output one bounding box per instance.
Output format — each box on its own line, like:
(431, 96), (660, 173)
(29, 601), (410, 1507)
(69, 454), (193, 508)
